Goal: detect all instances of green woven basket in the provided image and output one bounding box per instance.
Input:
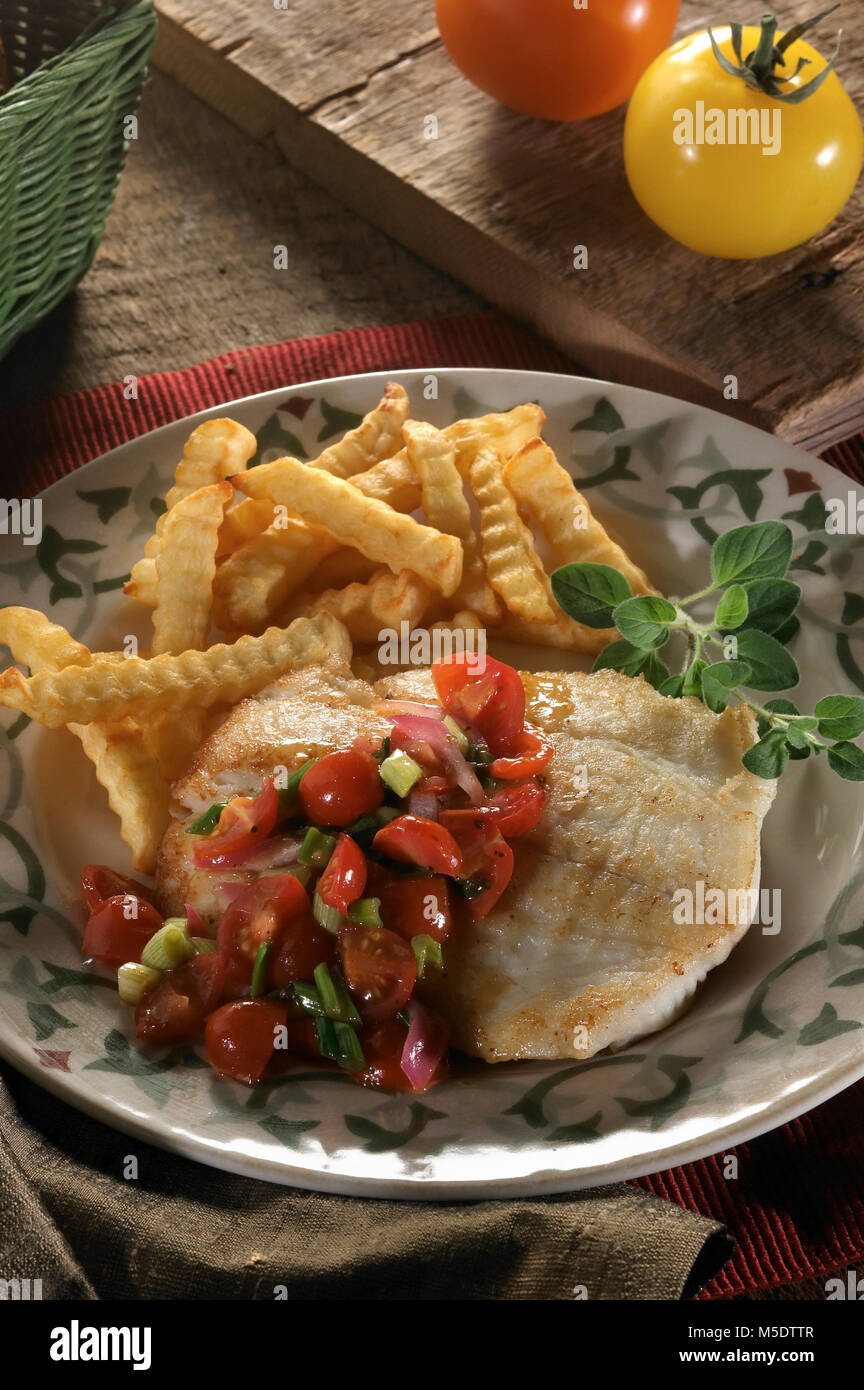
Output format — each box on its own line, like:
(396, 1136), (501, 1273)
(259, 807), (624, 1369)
(0, 0), (157, 358)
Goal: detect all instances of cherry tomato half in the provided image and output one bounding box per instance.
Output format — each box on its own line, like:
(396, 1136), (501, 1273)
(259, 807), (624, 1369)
(380, 876), (453, 944)
(80, 864), (153, 915)
(194, 777), (279, 867)
(432, 655), (525, 755)
(340, 922), (417, 1023)
(269, 910), (336, 989)
(135, 952), (225, 1045)
(205, 998), (287, 1084)
(299, 750), (383, 827)
(354, 1016), (415, 1091)
(82, 894), (163, 967)
(217, 873), (309, 992)
(317, 834), (367, 914)
(468, 837), (514, 921)
(489, 727), (553, 778)
(373, 814), (463, 877)
(488, 782), (546, 836)
(436, 0), (680, 122)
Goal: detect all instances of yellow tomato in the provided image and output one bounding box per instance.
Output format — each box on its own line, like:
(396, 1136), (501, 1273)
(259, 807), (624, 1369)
(623, 24), (863, 258)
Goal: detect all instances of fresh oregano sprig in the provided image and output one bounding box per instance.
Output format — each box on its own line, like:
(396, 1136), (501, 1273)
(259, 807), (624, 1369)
(550, 520), (864, 781)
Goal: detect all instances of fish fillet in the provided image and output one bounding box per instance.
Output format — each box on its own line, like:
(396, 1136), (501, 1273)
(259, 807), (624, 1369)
(156, 660), (776, 1061)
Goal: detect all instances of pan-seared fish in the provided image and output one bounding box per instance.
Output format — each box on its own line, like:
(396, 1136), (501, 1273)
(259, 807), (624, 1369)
(156, 660), (776, 1062)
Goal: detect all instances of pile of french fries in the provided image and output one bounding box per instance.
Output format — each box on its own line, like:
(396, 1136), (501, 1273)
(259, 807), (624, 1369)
(0, 383), (652, 874)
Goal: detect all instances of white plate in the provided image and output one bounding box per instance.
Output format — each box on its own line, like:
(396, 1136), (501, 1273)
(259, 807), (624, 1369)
(1, 367), (863, 1197)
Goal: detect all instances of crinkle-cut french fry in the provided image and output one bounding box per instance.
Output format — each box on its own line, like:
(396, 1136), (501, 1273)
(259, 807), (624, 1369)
(430, 609), (486, 635)
(71, 720), (170, 873)
(125, 418), (257, 606)
(152, 481), (233, 656)
(216, 498), (277, 558)
(0, 614), (351, 728)
(448, 403), (547, 477)
(212, 519), (341, 634)
(0, 610), (171, 870)
(500, 609), (613, 656)
(349, 451), (420, 511)
(403, 419), (501, 624)
(312, 382), (409, 479)
(144, 708), (207, 783)
(308, 548), (377, 593)
(504, 438), (655, 598)
(469, 448), (556, 624)
(0, 608), (90, 672)
(283, 569), (431, 646)
(234, 458), (463, 596)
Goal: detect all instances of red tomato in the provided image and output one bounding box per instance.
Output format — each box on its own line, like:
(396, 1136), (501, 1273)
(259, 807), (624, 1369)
(205, 998), (287, 1083)
(340, 922), (417, 1023)
(217, 874), (309, 991)
(431, 655), (525, 754)
(317, 834), (367, 913)
(82, 894), (163, 967)
(489, 727), (553, 778)
(380, 876), (452, 944)
(299, 750), (383, 826)
(373, 814), (462, 877)
(435, 0), (680, 121)
(194, 778), (279, 867)
(269, 909), (336, 988)
(268, 1017), (322, 1068)
(80, 864), (153, 915)
(135, 952), (225, 1045)
(488, 782), (546, 836)
(355, 1016), (415, 1091)
(468, 837), (514, 920)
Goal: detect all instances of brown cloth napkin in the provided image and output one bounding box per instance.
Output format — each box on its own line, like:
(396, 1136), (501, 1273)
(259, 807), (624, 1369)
(0, 1065), (730, 1300)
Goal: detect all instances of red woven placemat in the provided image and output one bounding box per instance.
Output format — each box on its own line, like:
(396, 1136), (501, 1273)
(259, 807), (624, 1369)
(1, 308), (862, 1300)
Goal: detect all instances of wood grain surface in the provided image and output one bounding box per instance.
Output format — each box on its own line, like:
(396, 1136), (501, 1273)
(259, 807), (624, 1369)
(0, 68), (479, 409)
(152, 0), (864, 451)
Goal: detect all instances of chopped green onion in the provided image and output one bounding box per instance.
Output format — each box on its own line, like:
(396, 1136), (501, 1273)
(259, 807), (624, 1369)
(257, 864), (311, 887)
(344, 806), (400, 849)
(467, 745), (493, 766)
(312, 891), (343, 935)
(443, 714), (469, 754)
(185, 803), (226, 835)
(313, 1015), (365, 1071)
(396, 1007), (411, 1026)
(454, 876), (490, 901)
(412, 934), (444, 978)
(141, 922), (194, 971)
(380, 748), (423, 798)
(117, 961), (161, 1005)
(299, 827), (337, 868)
(373, 735), (391, 763)
(293, 981), (326, 1017)
(250, 941), (271, 997)
(187, 936), (217, 954)
(333, 1021), (365, 1072)
(276, 759), (316, 816)
(313, 962), (362, 1025)
(347, 896), (383, 927)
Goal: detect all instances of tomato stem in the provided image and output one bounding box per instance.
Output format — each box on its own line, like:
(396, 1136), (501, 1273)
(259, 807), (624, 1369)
(708, 7), (843, 104)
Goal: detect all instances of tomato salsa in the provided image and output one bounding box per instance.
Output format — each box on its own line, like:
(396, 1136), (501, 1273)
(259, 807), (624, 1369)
(78, 657), (552, 1092)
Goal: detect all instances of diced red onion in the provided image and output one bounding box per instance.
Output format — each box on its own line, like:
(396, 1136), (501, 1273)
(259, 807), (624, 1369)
(387, 715), (484, 806)
(408, 788), (439, 821)
(400, 998), (449, 1091)
(376, 699), (445, 720)
(236, 835), (303, 872)
(185, 903), (206, 935)
(215, 879), (252, 904)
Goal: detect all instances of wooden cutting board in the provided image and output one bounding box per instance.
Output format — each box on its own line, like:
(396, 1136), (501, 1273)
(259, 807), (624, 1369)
(152, 0), (864, 453)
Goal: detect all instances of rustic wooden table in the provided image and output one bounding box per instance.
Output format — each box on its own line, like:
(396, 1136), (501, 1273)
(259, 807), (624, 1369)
(0, 68), (480, 410)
